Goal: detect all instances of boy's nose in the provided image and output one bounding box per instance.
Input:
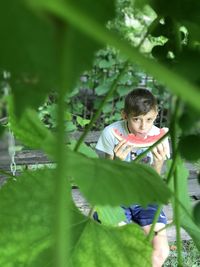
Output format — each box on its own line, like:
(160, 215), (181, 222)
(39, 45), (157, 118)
(140, 121), (146, 129)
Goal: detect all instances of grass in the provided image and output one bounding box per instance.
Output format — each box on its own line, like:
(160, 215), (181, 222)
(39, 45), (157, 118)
(164, 240), (200, 267)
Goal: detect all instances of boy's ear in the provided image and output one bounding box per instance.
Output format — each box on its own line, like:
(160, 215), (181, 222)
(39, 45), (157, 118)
(121, 110), (128, 120)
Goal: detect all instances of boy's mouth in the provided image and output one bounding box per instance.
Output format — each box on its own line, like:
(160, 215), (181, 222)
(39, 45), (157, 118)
(135, 132), (147, 138)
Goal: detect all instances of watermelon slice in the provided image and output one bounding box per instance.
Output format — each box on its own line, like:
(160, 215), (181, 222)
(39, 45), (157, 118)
(112, 127), (168, 148)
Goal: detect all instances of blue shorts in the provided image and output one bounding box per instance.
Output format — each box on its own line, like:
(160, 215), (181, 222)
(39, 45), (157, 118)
(122, 204), (167, 227)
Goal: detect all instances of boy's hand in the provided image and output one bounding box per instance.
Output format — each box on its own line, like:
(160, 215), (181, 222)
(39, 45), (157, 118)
(114, 140), (133, 161)
(152, 143), (168, 174)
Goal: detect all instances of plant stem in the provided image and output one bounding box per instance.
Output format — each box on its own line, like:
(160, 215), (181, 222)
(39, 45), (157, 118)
(74, 61), (129, 152)
(147, 205), (163, 242)
(134, 131), (169, 163)
(55, 23), (72, 267)
(171, 98), (183, 266)
(146, 98), (183, 249)
(174, 165), (183, 266)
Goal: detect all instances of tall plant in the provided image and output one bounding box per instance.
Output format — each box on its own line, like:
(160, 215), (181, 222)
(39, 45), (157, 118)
(0, 1), (200, 266)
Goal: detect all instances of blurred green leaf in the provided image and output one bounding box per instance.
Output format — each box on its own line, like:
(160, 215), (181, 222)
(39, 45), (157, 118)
(70, 221), (152, 267)
(175, 48), (200, 85)
(65, 111), (72, 121)
(193, 201), (200, 227)
(9, 97), (55, 157)
(179, 105), (200, 135)
(0, 0), (58, 117)
(67, 149), (171, 206)
(30, 210), (152, 267)
(102, 102), (113, 113)
(38, 0), (200, 112)
(95, 81), (112, 96)
(95, 205), (126, 226)
(146, 0), (200, 24)
(0, 167), (153, 267)
(76, 116), (90, 127)
(179, 135), (200, 161)
(0, 169), (55, 267)
(98, 59), (116, 68)
(167, 159), (200, 250)
(65, 121), (77, 132)
(117, 86), (131, 97)
(0, 0), (115, 117)
(68, 140), (98, 158)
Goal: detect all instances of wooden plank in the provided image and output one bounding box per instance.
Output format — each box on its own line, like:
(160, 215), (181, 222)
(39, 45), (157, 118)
(0, 131), (101, 151)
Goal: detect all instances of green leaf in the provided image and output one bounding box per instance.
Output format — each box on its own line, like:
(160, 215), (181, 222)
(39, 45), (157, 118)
(145, 0), (200, 24)
(0, 167), (153, 267)
(179, 105), (200, 134)
(65, 121), (77, 132)
(0, 0), (115, 117)
(30, 208), (152, 267)
(175, 48), (200, 85)
(102, 102), (113, 113)
(67, 149), (171, 206)
(70, 220), (152, 267)
(179, 135), (200, 161)
(37, 0), (200, 112)
(8, 97), (55, 156)
(95, 205), (126, 226)
(193, 201), (200, 227)
(167, 159), (200, 250)
(65, 111), (72, 121)
(95, 81), (112, 96)
(76, 116), (90, 127)
(68, 140), (98, 158)
(0, 0), (58, 117)
(117, 86), (131, 97)
(98, 59), (116, 68)
(0, 169), (55, 266)
(30, 0), (115, 95)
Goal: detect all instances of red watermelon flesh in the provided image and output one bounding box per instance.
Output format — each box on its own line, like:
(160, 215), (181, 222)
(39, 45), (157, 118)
(112, 127), (168, 147)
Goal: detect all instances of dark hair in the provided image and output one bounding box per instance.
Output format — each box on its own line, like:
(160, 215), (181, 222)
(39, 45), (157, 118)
(124, 88), (157, 116)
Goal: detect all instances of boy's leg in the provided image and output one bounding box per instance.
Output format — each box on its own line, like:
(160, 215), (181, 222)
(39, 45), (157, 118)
(143, 223), (169, 267)
(129, 205), (169, 267)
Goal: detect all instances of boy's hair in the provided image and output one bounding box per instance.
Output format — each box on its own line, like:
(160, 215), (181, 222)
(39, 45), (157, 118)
(124, 88), (157, 116)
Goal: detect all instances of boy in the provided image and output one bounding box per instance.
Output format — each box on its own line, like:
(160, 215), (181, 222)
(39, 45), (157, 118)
(95, 88), (170, 267)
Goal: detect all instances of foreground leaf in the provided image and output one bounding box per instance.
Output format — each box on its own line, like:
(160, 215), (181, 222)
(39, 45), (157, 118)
(0, 0), (58, 116)
(168, 159), (200, 250)
(0, 168), (152, 267)
(95, 205), (126, 226)
(70, 218), (152, 267)
(67, 149), (171, 206)
(178, 135), (200, 161)
(0, 169), (55, 266)
(9, 99), (56, 157)
(37, 0), (200, 112)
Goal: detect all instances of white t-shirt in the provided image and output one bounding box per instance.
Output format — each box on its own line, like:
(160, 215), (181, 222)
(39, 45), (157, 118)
(96, 120), (170, 163)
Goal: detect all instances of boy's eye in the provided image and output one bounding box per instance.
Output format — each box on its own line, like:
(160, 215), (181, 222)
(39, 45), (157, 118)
(147, 118), (153, 122)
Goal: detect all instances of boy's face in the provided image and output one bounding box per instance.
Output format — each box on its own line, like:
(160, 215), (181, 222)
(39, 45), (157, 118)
(124, 109), (158, 137)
